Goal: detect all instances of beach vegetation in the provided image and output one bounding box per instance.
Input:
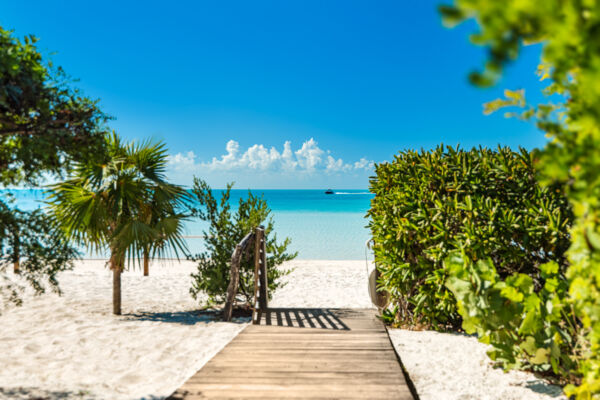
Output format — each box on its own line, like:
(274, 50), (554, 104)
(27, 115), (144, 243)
(0, 26), (107, 186)
(439, 1), (600, 396)
(369, 145), (583, 387)
(0, 26), (107, 306)
(368, 145), (571, 330)
(188, 178), (296, 308)
(444, 251), (580, 386)
(48, 133), (188, 315)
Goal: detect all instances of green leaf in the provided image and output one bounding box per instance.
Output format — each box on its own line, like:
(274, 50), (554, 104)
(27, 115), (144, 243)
(531, 348), (550, 365)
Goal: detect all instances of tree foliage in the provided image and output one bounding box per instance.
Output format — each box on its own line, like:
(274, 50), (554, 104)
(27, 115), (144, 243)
(368, 145), (571, 329)
(0, 26), (107, 186)
(189, 178), (296, 307)
(0, 26), (107, 306)
(441, 1), (600, 396)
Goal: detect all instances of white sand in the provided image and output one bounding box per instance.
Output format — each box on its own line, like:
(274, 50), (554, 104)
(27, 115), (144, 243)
(271, 259), (374, 309)
(0, 259), (566, 399)
(388, 329), (566, 400)
(0, 260), (245, 400)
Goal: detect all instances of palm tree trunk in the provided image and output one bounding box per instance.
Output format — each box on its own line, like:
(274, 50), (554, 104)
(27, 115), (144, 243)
(13, 230), (20, 274)
(143, 248), (149, 276)
(112, 255), (122, 315)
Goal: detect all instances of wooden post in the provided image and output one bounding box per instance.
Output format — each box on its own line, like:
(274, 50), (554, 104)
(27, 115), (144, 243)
(258, 229), (268, 311)
(252, 227), (264, 324)
(223, 231), (254, 322)
(143, 248), (149, 276)
(223, 243), (243, 322)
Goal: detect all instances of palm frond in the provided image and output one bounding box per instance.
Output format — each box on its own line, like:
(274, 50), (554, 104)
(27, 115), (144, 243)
(47, 131), (188, 267)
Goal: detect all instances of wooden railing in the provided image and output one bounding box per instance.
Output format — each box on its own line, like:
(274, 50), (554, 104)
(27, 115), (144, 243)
(222, 226), (268, 324)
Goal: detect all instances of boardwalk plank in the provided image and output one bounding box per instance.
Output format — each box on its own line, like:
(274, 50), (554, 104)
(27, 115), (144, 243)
(167, 308), (413, 400)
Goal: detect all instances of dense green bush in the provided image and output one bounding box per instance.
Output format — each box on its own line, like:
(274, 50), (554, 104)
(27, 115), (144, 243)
(368, 145), (571, 329)
(188, 178), (296, 306)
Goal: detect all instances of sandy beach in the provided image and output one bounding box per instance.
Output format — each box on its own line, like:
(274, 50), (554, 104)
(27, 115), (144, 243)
(388, 329), (566, 400)
(0, 260), (245, 400)
(0, 259), (565, 399)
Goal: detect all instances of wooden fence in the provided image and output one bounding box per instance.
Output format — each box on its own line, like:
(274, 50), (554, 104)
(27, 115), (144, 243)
(222, 226), (268, 324)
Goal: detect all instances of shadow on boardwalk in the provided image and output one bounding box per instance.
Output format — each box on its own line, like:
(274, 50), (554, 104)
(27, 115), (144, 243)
(257, 308), (351, 330)
(123, 308), (354, 329)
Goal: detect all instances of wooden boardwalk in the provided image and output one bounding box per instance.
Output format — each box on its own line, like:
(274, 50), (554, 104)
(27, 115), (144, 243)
(167, 308), (414, 399)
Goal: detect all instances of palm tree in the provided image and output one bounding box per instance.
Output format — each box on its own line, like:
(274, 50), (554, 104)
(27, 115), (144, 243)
(48, 133), (188, 314)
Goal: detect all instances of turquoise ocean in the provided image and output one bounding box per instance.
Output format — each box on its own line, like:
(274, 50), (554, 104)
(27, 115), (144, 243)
(2, 189), (374, 260)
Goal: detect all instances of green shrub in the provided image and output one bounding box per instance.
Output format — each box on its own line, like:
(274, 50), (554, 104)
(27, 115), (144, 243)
(445, 253), (580, 384)
(188, 178), (296, 306)
(368, 145), (571, 329)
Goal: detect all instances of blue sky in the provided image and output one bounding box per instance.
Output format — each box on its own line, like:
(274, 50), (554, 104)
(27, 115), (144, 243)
(1, 1), (546, 188)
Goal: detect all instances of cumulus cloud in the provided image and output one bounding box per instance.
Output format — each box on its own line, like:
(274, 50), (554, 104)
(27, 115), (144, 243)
(168, 151), (197, 171)
(353, 158), (371, 170)
(168, 138), (373, 175)
(326, 155), (351, 173)
(294, 138), (324, 172)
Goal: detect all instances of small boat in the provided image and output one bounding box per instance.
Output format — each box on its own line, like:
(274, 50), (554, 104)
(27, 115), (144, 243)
(324, 189), (334, 195)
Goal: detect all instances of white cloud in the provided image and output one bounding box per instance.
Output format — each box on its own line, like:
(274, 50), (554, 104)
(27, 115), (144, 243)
(205, 140), (240, 170)
(294, 138), (324, 172)
(326, 155), (351, 173)
(353, 158), (372, 170)
(169, 151), (197, 171)
(168, 138), (372, 176)
(280, 141), (298, 171)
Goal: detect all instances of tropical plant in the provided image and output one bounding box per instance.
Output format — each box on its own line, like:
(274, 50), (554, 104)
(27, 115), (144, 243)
(0, 26), (107, 305)
(48, 133), (188, 315)
(368, 145), (571, 329)
(189, 178), (296, 307)
(440, 1), (600, 396)
(445, 252), (580, 386)
(0, 26), (107, 186)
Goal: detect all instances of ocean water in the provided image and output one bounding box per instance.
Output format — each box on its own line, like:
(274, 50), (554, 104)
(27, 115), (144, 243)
(2, 189), (374, 260)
